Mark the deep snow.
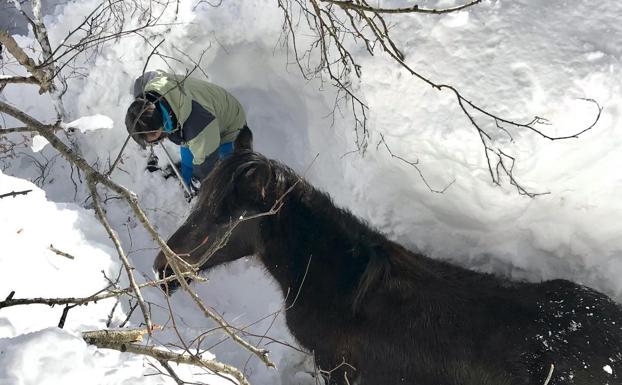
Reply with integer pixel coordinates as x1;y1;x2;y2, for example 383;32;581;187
2;0;622;384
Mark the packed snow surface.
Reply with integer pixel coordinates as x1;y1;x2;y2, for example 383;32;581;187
2;0;622;384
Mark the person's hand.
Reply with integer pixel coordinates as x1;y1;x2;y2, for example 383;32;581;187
190;177;201;192
183;178;200;202
184;189;197;202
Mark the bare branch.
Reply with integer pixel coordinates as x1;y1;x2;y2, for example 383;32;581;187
321;0;483;14
57;304;77;328
0;189;32;199
48;244;76;260
0;30;51;93
83;328;155;344
158;360;185;385
0;75;38;86
83;328;251;385
377;134;455;194
87;180;153;331
0;272;203;310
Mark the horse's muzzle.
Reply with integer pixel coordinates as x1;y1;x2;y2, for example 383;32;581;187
156;265;184;295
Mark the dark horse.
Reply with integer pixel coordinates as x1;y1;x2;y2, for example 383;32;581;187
154;150;622;385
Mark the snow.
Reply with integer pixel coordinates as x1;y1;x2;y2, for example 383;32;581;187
30;135;49;152
2;0;622;384
64;114;115;133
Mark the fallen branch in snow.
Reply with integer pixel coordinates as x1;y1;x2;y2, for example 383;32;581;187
82;328;250;385
83;327;156;344
48;244;76;260
0;273;205;310
0;190;33;199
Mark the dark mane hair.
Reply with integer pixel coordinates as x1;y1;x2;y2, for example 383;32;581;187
198;150;292;214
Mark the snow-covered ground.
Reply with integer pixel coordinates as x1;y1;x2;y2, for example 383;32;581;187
2;0;622;384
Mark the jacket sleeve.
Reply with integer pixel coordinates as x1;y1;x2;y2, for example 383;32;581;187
179;146;194;187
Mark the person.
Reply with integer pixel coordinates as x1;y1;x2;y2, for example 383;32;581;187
125;70;252;193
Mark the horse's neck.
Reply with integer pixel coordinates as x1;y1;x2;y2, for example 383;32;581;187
259;186;383;307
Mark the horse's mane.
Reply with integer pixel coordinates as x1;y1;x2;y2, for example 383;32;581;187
200;151;415;312
198;151;290;216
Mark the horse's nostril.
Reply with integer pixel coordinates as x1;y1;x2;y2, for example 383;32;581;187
157;267;180;295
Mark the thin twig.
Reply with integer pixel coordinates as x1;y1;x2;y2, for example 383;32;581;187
48;244;76;260
158;360;185;385
87;180;153;332
321;0;482;14
0;273;202;310
0;190;32;199
58;304;77;328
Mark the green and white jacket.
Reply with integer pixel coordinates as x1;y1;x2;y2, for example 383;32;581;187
134;70;246;166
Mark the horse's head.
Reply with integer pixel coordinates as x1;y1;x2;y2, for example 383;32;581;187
154;151;289;292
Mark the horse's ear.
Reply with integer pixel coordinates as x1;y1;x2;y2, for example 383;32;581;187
234;127;253;152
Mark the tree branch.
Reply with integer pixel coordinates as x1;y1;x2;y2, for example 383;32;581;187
0;273;204;310
82;328;251;385
0;189;32;199
0;30;51;93
0;76;38;86
322;0;483;14
87;180;153;331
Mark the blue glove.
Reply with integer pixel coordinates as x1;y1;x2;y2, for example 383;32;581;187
218;141;234;159
179;146;194;189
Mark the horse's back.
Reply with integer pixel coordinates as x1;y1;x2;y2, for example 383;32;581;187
528;279;622;384
352;261;622;385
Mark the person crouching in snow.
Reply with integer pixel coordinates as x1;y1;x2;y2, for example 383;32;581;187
125;70;252;197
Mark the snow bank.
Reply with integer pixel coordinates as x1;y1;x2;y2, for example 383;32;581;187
0;327;230;385
0;173;196;385
0;172;118;335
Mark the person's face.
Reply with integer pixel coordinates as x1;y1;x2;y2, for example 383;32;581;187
144;128;165;144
